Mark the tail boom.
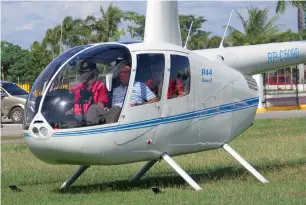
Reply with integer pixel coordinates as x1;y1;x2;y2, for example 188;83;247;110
194;41;306;75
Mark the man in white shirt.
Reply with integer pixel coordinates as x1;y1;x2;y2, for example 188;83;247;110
112;63;158;107
98;63;158;124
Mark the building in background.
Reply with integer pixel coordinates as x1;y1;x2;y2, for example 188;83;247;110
253;64;306;109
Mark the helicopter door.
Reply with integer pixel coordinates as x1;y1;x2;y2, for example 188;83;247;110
114;52;166;145
155;52;195;145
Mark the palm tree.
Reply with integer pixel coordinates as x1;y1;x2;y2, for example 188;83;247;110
276;0;306;33
124;11;145;40
59;16;94;49
42;27;61;59
94;3;125;42
81;15;97;44
227;7;282;46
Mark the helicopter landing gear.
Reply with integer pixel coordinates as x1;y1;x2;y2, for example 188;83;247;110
161;153;203;191
130;153;202;191
223;143;269;183
60;165;90;190
130;159;158;182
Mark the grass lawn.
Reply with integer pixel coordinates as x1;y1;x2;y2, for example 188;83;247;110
1;117;306;205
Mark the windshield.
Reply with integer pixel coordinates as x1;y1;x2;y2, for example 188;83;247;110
40;44;132;129
23;45;92;130
2;83;28;95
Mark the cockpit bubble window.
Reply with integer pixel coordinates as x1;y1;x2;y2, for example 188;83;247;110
40;44;132;129
168;55;191;99
23;45;92;130
129;53;165;107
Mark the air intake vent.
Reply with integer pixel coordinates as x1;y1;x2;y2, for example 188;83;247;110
33;121;43;124
242;74;258;91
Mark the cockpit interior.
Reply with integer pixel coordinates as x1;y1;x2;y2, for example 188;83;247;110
23;43;191;130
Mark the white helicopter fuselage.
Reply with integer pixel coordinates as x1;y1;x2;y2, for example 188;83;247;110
24;42;258;165
21;0;306;191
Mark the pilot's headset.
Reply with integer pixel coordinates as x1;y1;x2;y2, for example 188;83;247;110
78;59;99;84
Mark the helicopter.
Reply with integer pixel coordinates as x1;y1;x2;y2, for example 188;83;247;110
23;0;306;191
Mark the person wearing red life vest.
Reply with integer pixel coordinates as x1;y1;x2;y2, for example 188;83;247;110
70;59;109;124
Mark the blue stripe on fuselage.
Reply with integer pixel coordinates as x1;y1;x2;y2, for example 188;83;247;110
53;97;259;137
24;133;30;138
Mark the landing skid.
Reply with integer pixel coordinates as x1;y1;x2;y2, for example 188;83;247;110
60;144;267;191
223;143;269;183
131;144;269;190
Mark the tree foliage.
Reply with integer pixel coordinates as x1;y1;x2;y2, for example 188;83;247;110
27;41;50;80
206;36;224;48
179;15;210;49
124;13;210;49
276;0;306;32
1;41;31;81
1;40;50;82
124;11;145;40
41;3;126;57
227;7;282;46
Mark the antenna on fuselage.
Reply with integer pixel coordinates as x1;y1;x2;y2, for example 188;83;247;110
219;9;233;48
184;21;193;49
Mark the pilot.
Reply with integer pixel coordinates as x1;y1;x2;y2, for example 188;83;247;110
70;59;109;124
112;62;158;108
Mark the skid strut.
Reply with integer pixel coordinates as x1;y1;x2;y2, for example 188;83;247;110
223;143;268;183
162;153;202;191
130;159;158;182
60;165;90;189
131;154;202;191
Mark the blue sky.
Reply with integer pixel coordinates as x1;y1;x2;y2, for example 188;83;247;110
1;1;297;50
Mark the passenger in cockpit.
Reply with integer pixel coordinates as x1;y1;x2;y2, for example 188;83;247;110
70;59;109;124
146;62;164;100
85;62;158;125
112;63;158;107
167;77;185;99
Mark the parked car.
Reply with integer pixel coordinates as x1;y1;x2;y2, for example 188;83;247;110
1;81;29;124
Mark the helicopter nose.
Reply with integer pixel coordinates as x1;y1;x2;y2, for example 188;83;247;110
24;129;118;165
24;129;61;164
24;134;85;165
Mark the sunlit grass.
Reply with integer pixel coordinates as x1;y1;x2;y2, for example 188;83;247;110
1;117;306;205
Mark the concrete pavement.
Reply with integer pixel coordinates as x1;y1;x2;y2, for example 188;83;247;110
1;119;24;137
255;110;306;119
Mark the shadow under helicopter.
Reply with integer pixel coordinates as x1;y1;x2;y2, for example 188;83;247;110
55;160;305;194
